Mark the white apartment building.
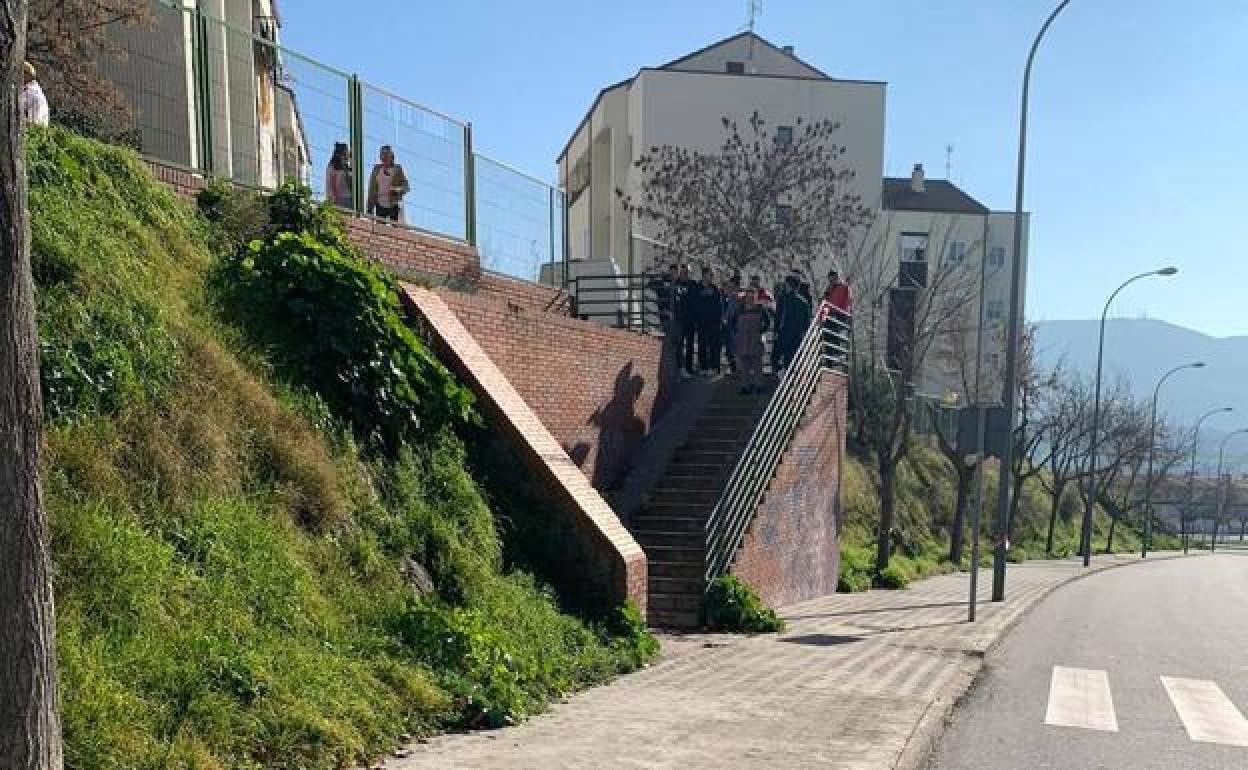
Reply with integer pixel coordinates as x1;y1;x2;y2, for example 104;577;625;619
557;32;886;278
101;0;309;187
856;163;1028;404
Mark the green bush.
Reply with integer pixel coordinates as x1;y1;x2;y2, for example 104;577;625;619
876;562;911;589
219;202;476;451
838;542;874;593
703;575;785;633
1007;545;1028;563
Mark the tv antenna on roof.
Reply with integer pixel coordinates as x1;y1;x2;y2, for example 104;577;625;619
945;143;954;179
746;0;762;61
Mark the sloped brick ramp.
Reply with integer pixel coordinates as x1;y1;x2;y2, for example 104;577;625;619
398;285;647;615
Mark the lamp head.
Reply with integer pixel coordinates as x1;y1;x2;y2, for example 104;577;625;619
1156;266;1179;276
1192;362;1207;368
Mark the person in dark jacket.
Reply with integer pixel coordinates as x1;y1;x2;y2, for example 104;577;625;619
673;264;697;376
774;274;812;371
693;266;723;374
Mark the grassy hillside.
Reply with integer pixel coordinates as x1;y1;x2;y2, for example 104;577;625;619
837;441;1170;591
30;127;653;770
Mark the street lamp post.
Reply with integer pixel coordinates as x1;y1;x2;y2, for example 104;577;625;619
992;0;1073;603
1080;267;1179;567
1141;361;1205;558
1213;429;1248;552
1186;407;1232;554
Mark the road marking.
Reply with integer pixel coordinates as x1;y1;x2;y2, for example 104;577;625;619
1161;676;1248;747
1044;666;1119;732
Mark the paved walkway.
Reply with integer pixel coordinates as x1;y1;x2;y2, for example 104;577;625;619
394;553;1196;770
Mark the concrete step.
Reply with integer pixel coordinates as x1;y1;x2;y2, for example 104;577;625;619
670;451;737;467
648;607;701;629
648;592;702;613
630;514;706;533
640;544;706;563
647;487;719;506
650;473;721;491
678;438;742;454
649;575;706;596
639;500;710;518
690;427;746;442
632;529;703;549
648;560;705;580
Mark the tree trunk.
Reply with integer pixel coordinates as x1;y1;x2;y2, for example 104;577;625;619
0;2;64;767
875;459;896;574
948;465;971;565
1008;470;1027;541
1045;480;1065;556
1239;519;1244;542
1105;511;1118;554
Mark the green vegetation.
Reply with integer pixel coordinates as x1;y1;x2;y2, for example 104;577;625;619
33;127;654;770
839;442;1165;591
703;575;786;633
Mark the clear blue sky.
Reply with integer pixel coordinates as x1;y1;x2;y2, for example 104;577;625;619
282;0;1246;339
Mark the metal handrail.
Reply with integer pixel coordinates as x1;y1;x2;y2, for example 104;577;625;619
704;305;851;582
568;273;664;333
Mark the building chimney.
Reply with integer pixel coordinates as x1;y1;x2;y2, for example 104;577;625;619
782;45;795;55
910;163;925;193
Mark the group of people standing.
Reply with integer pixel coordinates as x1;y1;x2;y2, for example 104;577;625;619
650;265;852;395
325;143;411;222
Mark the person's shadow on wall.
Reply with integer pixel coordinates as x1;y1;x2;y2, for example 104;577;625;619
567;363;647;491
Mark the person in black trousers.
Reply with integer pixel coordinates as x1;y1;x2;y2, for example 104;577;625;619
693;266;723;374
673;265;697;377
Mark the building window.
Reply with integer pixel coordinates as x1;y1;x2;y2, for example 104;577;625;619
726;61;745;74
900;232;928;262
774;204;792;225
989;246;1006;268
986;300;1004;320
947;241;967;265
776;125;794;147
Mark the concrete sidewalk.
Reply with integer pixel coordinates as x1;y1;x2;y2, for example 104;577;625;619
394;552;1196;770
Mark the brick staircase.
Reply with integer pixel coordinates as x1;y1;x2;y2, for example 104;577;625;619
629;379;771;628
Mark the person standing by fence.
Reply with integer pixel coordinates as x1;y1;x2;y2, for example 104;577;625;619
735;289;770;394
367;145;411;222
823;270;852;314
693;266;722;375
774;274;812;372
21;62;49;127
326;142;353;209
721;275;740;374
675;264;697;377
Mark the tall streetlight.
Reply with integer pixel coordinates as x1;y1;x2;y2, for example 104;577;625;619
991;0;1073;603
1141;361;1205;558
1186;407;1232;554
1212;429;1248;552
1080;266;1179;567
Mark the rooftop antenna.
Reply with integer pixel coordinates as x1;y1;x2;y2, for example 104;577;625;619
945;143;954;179
746;0;762;61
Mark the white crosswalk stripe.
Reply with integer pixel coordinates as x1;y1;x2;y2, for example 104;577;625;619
1161;676;1248;748
1044;666;1119;732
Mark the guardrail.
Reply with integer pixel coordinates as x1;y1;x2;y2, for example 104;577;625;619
124;0;564;283
704;306;851;582
566;273;664;333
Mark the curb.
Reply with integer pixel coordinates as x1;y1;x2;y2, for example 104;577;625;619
892;551;1202;770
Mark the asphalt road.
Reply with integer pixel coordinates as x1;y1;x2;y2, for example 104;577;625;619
927;550;1248;770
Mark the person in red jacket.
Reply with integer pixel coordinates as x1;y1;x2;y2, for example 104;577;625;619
823;270;852;313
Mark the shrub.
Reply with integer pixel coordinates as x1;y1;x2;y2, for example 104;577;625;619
196;178;269;255
838;542;874;593
876;562;911;589
220;223;476;451
1007;545;1028;563
703;575;785;633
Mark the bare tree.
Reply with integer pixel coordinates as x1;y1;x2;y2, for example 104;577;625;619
26;0;150;138
1036;372;1093;555
1004;325;1059;539
622;112;873;280
854;217;985;572
1;1;63;767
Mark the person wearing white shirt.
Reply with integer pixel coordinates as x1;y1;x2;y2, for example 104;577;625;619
21;62;49;127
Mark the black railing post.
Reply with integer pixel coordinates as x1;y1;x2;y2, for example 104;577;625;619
348;75;364;216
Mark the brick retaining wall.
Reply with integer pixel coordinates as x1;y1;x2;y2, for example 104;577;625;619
730;371;848;608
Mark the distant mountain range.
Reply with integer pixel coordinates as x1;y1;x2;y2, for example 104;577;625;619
1032;319;1248;468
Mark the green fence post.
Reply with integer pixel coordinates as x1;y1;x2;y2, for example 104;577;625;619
192;8;214;174
464;122;477;247
349;75;364;215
